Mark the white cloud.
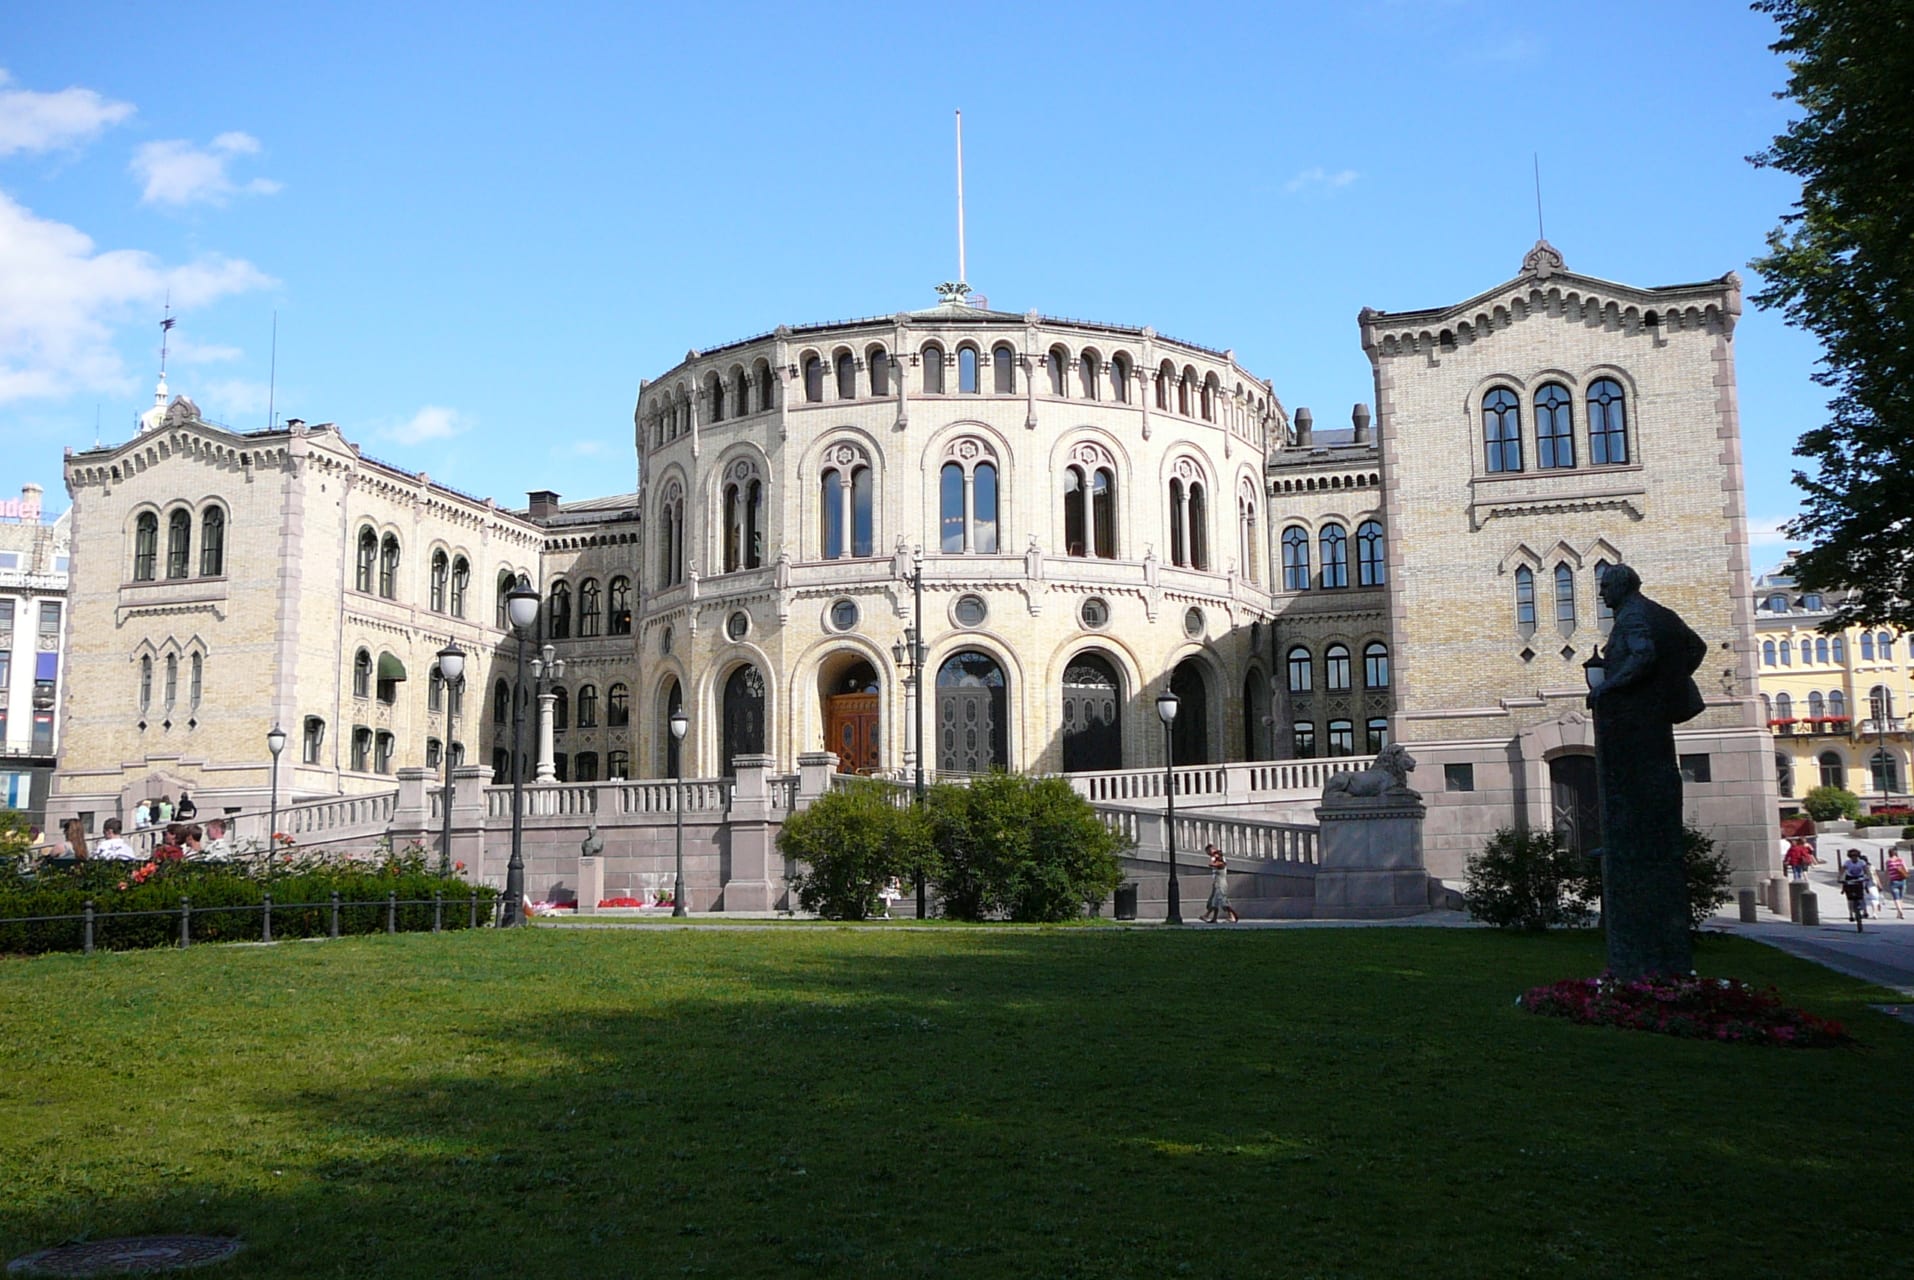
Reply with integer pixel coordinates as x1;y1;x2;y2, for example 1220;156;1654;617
386;406;470;444
131;131;282;207
564;439;609;457
199;378;275;417
0;69;134;156
169;334;244;365
0;189;274;405
1285;166;1359;195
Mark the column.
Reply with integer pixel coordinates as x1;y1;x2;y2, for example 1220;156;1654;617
536;690;557;782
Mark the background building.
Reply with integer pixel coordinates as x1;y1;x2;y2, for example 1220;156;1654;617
0;483;70;827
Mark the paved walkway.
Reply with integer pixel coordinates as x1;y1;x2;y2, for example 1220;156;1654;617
1705;835;1914;996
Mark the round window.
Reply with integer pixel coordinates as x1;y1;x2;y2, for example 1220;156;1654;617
953;594;988;627
726;610;750;642
828;598;859;632
660;624;673;656
1184;606;1205;638
1080;597;1110;630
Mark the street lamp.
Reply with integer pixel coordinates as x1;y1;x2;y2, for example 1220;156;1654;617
266;722;286;884
1156;689;1182;925
502;574;541;927
529;643;565;782
891;547;930;918
435;640;466;878
670;706;689;918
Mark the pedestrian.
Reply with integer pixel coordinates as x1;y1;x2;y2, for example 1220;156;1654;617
92;818;139;861
1864;865;1883;920
1885;848;1909;920
1784;839;1813;881
1200;844;1239;924
1841;849;1873;917
156;795;175;824
175;791;197;821
133;798;152;829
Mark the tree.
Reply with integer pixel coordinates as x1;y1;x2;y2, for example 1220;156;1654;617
1749;1;1914;629
1464;828;1595;932
926;774;1129;922
1801;783;1861;822
779;783;931;921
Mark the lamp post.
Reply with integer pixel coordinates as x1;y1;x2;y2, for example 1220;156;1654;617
1156;690;1182;925
670;706;688;918
435;641;466;878
891;547;929;918
265;722;286;884
529;643;565;782
1875;687;1895;809
503;574;541;927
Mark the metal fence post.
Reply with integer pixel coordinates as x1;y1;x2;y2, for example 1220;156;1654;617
262;892;274;945
433;892;443;934
330;891;341;939
469;891;477;929
82;900;95;956
179;896;191;949
387;891;397;934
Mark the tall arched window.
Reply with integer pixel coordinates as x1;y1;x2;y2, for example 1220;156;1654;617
708;374;725;422
1319;524;1348;588
1364;642;1390;688
189;652;202;708
164;653;178;708
354;649;373;699
1110;354;1130;403
1815;637;1830;664
1554;563;1576;626
429;667;445;712
1536;382;1574;468
139;654;153;712
820;447;873;559
609;577;632;634
607;682;631;727
1176;367;1192;416
548;580;571;639
1325;643;1352;691
1776;691;1793;719
1880;631;1896;661
1762;639;1777;665
133;513;158;581
1286;645;1312;692
1155;360;1173;410
803;355;823;402
1588;378;1629;464
356;528;378;592
1281;526;1310;591
869;348;890;396
1356;520;1385;586
494;678;511;724
430;550;449;612
1046;348;1066;396
1238;489;1259;584
166;509;191;579
199;507;225;576
1062;451;1117;559
450;557;469;617
734;368;750;414
579;578;602;637
577;683;599;727
723;468;765;572
1808;691;1826;718
993;345;1016;393
921;344;945;393
1872;749;1901;794
835;351;856;399
658;481;685;587
1201;374;1217;421
1079;352;1099;399
1483;387;1523;473
1515;565;1536;627
1830;689;1847;719
958;346;980;394
552;686;569;733
495;568;515;628
379;534;400;599
1819;751;1844;788
1833;635;1847;662
1167;464;1208;569
758;362;777;412
940;444;998;554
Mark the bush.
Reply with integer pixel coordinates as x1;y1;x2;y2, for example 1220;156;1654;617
1852;808;1914;829
1802;785;1862;822
1465;828;1594;931
1559;825;1736;935
780;782;931;921
926;774;1129;922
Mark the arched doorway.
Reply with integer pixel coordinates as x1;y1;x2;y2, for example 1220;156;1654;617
1061;652;1122;773
720;664;766;776
1170;659;1209;766
1550;753;1601;858
1242;668;1270;761
821;657;881;774
937;650;1007;774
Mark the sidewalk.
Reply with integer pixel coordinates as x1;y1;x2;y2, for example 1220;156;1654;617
1707;836;1914;995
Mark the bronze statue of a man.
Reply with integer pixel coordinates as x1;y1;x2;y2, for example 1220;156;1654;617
1585;564;1707;979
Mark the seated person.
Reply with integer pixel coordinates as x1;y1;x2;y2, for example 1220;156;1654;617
92;818;140;861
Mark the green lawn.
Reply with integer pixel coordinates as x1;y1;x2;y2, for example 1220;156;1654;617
0;927;1905;1278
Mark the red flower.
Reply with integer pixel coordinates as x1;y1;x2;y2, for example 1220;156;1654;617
454;860;465;871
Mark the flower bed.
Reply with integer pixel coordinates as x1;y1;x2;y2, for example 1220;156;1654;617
1519;974;1851;1047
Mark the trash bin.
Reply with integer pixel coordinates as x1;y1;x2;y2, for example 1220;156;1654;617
1114;883;1138;921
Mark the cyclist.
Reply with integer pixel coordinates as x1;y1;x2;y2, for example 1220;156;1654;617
1840;849;1873;932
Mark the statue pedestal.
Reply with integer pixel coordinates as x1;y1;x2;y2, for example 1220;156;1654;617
1313;801;1429;918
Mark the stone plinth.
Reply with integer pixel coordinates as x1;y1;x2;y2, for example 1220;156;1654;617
1313;801;1429;918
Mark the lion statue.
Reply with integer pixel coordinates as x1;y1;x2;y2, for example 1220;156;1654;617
1322;742;1421;806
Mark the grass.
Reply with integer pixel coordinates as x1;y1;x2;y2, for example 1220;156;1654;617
0;926;1906;1278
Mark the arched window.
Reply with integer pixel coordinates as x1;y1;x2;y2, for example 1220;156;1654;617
1238;491;1259;584
803;355;824;402
734;368;750;414
552;686;569;733
579;578;602;637
820;448;874;559
1325;643;1352;691
709;373;725;422
993;345;1016;394
1880;632;1896;661
1287;645;1312;693
658;481;685;587
1046;348;1066;396
869;348;890;396
1819;751;1844;789
1327;719;1356;757
199;507;225;576
189;652;202;708
1595;560;1615;625
1809;691;1825;718
166;509;191;578
1833;635;1847;663
936;651;1009;773
496;568;515;628
1110;354;1130;403
1155;360;1173;410
1281;526;1310;591
1815;637;1830;665
1356;520;1385;587
1870;684;1892;725
548;580;571;639
1872;749;1901;794
374;731;395;774
1861;632;1875;661
353;649;372;699
1293;722;1316;758
1178;367;1194;416
379;534;400;599
940;445;998;554
1483;388;1522;473
133;512;158;581
921;344;945;394
1201;375;1216;421
1830;690;1847;718
429;667;445;712
1536;382;1574;468
835;351;856;399
430;550;449;612
1768;593;1789;613
1775;691;1793;719
758;362;777;412
1780;639;1793;666
577;683;599;728
1364;642;1390;689
1079;352;1099;399
721;664;768;775
139;654;153;712
1588;378;1629;464
450;557;469;618
1366;718;1390;753
354;729;374;773
356;528;378;592
723;469;765;572
1061;652;1123;772
1319;524;1348;588
376;653;401;705
1804;593;1824;611
1062;454;1117;559
573;752;598;782
607;683;630;727
303;716;325;764
447;674;464;720
958;346;980;393
1515;566;1536;627
609;577;632;635
1554;563;1576;626
1762;639;1777;665
493;678;511;724
164;653;178;708
608;749;629;779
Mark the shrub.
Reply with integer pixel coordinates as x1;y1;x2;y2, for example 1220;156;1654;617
1564;824;1736;934
1464;828;1594;931
1802;785;1862;822
1853;808;1914;829
926;774;1129;922
780;782;931;921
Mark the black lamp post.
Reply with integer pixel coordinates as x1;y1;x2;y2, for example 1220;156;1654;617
502;574;541;927
266;722;286;884
891;547;929;918
670;706;688;917
435;640;466;878
1156;689;1182;925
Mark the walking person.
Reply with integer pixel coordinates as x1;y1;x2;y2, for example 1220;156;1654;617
1784;839;1813;881
1885;848;1908;920
175;791;197;821
133;798;152;829
1200;844;1239;924
156;795;175;825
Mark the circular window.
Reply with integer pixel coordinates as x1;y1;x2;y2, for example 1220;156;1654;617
726;610;750;642
1184;606;1205;638
828;598;859;632
953;594;988;628
660;624;673;656
1080;597;1110;630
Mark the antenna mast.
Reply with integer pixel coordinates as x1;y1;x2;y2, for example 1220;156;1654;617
159;296;176;378
267;309;278;430
955;109;967;286
1533;153;1546;241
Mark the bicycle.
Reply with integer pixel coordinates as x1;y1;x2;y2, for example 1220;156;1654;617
1842;873;1869;933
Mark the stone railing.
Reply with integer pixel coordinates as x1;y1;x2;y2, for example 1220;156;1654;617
1095;803;1317;868
1065;756;1372;808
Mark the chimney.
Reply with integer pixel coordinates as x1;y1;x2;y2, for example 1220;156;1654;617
527;490;561;519
1294;407;1313;446
1351;403;1371;444
285;418;305;433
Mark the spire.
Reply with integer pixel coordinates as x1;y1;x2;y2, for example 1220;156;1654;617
138;302;176;434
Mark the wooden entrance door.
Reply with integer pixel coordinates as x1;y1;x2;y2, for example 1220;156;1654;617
825;693;880;774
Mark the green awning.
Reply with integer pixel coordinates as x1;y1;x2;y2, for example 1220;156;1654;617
377;653;407;682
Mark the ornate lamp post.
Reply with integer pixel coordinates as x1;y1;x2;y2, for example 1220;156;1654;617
1156;690;1182;925
891;547;929;917
502;574;541;927
435;641;466;877
265;722;286;883
530;643;565;782
670;706;689;918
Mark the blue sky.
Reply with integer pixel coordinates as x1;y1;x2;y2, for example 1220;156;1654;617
3;1;1817;566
